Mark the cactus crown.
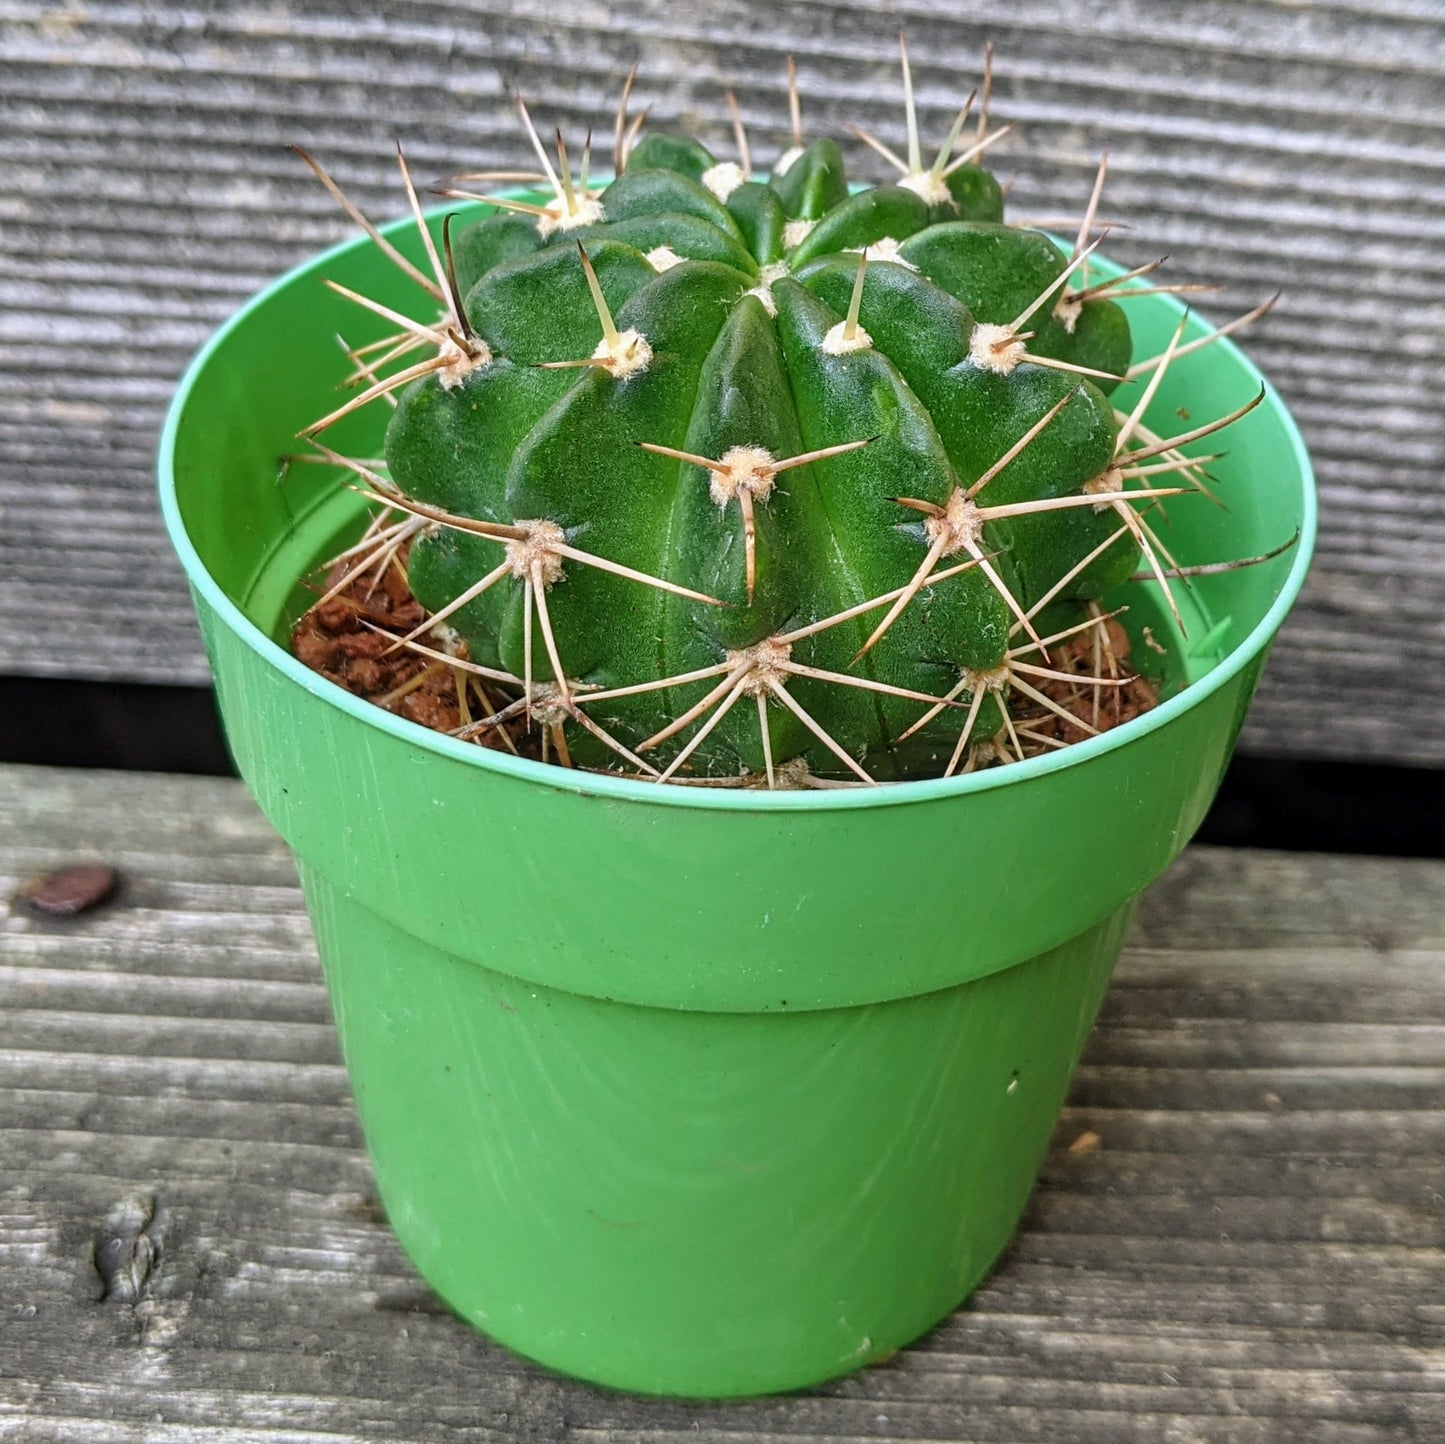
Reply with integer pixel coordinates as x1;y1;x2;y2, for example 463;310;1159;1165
297;41;1272;787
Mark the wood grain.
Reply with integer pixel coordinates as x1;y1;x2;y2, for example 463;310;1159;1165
1;1;1442;766
1;762;1442;1439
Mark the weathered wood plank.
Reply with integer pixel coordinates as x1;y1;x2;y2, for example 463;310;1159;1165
1;762;1443;1439
0;2;1442;764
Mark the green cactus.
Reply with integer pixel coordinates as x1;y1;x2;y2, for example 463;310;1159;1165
298;41;1268;786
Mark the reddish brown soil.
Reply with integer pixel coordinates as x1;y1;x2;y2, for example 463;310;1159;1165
1021;613;1159;744
291;558;1156;778
290;551;517;748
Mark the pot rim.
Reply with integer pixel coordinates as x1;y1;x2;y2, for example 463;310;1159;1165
159;203;1317;814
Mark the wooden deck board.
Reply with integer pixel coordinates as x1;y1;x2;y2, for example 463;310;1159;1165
0;763;1442;1439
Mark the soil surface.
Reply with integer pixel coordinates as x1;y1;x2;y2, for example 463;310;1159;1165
291;550;1156;781
1021;613;1159;743
290;548;522;752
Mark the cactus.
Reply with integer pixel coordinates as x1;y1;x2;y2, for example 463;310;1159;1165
296;40;1274;787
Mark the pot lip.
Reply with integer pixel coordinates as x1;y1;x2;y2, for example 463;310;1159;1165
159;203;1317;814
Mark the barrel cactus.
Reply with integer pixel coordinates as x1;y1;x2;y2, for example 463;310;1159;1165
297;41;1268;786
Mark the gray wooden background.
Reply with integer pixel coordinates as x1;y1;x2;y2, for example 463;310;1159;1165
3;0;1442;765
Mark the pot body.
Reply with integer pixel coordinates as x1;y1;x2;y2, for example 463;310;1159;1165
161;207;1315;1395
305;860;1130;1395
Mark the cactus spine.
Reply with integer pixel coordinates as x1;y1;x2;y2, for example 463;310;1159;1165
299;40;1268;786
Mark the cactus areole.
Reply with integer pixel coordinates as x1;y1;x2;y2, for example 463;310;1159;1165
295;50;1277;788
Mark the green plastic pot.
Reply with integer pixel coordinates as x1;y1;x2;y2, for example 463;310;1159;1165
159;203;1315;1398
